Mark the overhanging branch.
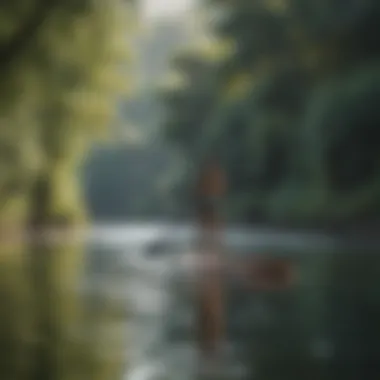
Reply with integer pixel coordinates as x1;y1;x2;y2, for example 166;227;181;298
0;0;59;68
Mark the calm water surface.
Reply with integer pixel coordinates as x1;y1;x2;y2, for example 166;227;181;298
85;223;380;380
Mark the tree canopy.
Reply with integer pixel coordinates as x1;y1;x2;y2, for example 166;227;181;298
161;0;380;228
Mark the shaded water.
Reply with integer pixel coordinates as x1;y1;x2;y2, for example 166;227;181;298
85;224;380;380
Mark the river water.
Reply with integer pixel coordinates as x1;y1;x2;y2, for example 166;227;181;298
84;224;196;380
84;223;251;380
83;223;380;380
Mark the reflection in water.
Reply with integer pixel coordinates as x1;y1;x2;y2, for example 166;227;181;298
86;225;380;380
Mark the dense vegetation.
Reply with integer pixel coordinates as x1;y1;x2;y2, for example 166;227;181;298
83;144;176;220
161;0;380;228
0;1;130;379
83;18;194;221
160;2;380;379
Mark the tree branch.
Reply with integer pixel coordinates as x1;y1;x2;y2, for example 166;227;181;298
0;0;59;68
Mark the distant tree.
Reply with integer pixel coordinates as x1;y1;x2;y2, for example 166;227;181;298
83;144;176;220
162;0;380;226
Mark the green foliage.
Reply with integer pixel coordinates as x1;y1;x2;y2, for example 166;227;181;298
160;1;380;379
83;144;176;220
161;0;380;226
0;1;131;379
